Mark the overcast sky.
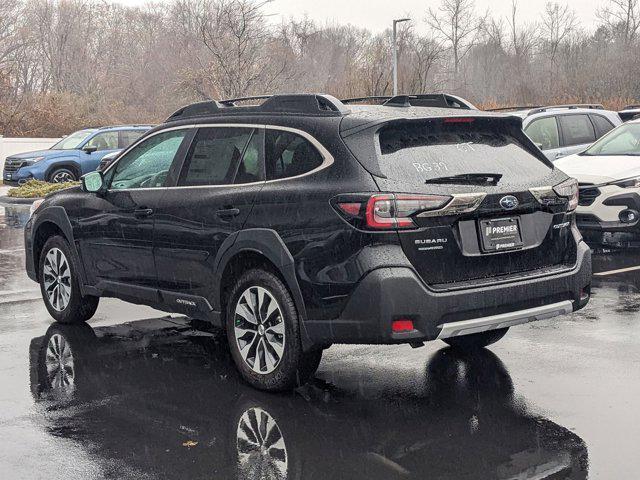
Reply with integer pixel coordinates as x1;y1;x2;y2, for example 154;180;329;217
116;0;604;32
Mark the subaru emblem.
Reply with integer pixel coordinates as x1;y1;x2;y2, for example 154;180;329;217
499;195;519;210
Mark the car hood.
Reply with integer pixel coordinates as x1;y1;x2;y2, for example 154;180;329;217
7;149;78;160
555;154;640;184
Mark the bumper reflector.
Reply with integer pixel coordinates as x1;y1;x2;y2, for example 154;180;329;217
392;319;414;333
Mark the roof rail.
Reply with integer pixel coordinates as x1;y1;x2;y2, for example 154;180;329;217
97;124;154;129
383;94;476;110
219;95;273;106
622;104;640;110
486;105;544;112
341;96;392;105
166;94;349;121
526;104;604;116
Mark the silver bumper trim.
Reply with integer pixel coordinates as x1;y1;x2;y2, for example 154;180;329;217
436;300;574;340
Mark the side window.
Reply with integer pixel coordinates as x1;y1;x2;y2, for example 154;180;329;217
119;130;145;148
559;114;596;146
524;117;560;150
109;130;187;190
590;115;615;138
265;130;324;180
85;131;119;151
178;127;254;187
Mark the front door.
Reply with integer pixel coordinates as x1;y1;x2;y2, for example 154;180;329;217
152;126;264;310
524;116;563;161
75;129;192;299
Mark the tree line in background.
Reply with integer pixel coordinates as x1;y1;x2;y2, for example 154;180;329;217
0;0;639;136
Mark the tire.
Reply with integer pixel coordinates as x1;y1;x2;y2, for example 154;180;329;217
442;327;509;350
48;167;77;183
39;235;99;324
225;268;322;391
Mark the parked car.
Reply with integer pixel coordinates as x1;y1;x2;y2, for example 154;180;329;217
3;125;152;184
619;104;640;122
555;118;640;247
489;104;622;161
24;93;591;391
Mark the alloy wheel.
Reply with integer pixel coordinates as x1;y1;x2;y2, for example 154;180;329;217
234;286;286;375
45;333;75;392
43;247;72;311
236;407;287;480
51;171;75;183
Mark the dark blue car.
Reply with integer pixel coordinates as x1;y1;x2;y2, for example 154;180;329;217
3;125;152;184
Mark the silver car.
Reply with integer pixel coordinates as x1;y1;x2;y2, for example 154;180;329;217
489;104;622;161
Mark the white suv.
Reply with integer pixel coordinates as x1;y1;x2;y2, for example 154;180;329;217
555;118;640;246
490;105;622;161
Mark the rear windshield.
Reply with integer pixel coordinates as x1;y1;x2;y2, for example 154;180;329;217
377;121;551;183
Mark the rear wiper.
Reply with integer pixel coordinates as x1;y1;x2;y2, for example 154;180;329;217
425;173;503;186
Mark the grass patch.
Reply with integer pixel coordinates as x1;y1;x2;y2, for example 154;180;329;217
6;179;79;198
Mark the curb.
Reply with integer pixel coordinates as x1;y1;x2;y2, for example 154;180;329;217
0;195;41;205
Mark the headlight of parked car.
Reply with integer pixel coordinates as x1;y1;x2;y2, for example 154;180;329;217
612;177;640;188
22;156;45;166
553;178;579;211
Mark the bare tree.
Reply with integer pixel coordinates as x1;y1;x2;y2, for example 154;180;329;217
426;0;486;75
540;2;578;68
598;0;640;44
193;0;289;98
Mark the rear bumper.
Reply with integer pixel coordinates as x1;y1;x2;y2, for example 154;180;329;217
304;241;591;345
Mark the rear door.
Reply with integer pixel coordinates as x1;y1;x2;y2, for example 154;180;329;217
343;117;576;288
558;114;597;157
152;126;264;309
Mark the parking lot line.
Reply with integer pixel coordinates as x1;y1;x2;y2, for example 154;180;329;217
594;265;640;276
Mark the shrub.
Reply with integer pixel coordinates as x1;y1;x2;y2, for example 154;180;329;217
6;179;79;198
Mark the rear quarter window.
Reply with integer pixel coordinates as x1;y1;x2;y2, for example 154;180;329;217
590;114;615;138
377;121;552;184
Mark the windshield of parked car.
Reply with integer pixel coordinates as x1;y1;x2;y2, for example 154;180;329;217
50;129;97;150
582;123;640;156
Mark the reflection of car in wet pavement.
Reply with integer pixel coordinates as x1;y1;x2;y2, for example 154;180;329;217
29;318;588;479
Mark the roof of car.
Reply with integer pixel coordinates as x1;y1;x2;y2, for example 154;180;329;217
160;94;517;135
489;104;616;120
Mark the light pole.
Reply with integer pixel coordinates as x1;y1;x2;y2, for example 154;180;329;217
392;18;410;96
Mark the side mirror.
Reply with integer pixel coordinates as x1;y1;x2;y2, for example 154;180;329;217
82;171;104;193
83;145;98;154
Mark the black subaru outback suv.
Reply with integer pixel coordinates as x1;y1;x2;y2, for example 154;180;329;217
24;93;591;391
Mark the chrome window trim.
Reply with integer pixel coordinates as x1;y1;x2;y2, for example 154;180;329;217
102;123;335;192
417;192;487;218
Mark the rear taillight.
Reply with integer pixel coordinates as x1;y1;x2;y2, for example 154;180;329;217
553;178;579;211
336;193;451;230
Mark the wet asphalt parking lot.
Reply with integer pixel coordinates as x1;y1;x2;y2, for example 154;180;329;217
0;203;639;480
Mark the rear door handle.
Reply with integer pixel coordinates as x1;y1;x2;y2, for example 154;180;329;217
216;207;240;218
134;208;154;218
